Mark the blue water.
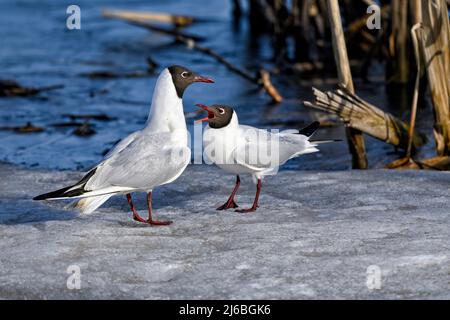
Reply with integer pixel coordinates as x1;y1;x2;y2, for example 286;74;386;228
0;0;436;171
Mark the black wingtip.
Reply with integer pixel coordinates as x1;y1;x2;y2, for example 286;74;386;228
33;185;72;201
298;121;320;137
33;194;46;201
33;168;96;201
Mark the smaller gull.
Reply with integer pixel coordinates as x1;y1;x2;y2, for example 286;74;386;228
195;104;336;212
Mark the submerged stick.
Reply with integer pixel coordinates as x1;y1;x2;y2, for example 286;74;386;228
184;39;257;82
105;13;283;103
102;9;194;27
109;17;204;41
0;80;63;97
0;122;44;134
181;38;282;102
176;34;283;102
258;70;283;103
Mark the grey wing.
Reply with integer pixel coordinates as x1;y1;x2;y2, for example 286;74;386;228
86;132;190;191
233;128;318;171
104;130;141;159
62;130;142;193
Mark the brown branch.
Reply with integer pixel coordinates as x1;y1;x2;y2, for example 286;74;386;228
181;38;257;82
102;9;194;27
111;17;205;41
175;35;283;103
104;12;284;103
258;70;283;103
0;80;63;97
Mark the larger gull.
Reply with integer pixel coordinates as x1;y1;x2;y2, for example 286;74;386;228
34;65;213;225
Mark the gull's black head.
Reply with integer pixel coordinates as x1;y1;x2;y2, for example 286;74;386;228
195;104;234;129
168;65;214;98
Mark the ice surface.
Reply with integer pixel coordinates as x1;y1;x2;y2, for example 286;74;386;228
0;162;449;299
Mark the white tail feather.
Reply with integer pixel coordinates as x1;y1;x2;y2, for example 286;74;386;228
303;146;320;154
310;139;342;145
66;194;113;214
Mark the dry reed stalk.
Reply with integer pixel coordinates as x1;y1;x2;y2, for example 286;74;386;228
327;0;368;169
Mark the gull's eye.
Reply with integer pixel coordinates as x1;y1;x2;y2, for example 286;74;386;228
181;71;189;78
218;108;225;115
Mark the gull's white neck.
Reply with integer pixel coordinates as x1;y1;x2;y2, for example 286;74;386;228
212;112;239;134
145;69;186;134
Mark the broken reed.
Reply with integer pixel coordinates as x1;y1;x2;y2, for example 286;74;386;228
417;0;450;157
303;0;450;167
304;86;425;149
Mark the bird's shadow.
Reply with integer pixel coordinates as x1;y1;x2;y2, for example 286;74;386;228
0;178;223;226
0;200;78;226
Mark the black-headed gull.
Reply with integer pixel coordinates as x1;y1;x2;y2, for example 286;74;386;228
195;104;325;213
34;66;213;225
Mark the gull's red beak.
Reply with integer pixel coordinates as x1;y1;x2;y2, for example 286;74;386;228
194;104;214;123
193;75;214;83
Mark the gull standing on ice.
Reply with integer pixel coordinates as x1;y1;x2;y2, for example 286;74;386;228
34;66;214;225
195;104;328;213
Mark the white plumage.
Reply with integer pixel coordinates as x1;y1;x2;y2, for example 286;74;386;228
35;67;204;219
197;104;322;212
203;112;319;181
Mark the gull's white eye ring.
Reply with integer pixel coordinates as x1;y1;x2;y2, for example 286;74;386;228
181;71;189;78
218;108;225;115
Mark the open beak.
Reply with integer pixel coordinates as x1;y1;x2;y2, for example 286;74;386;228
193;75;214;83
194;104;214;123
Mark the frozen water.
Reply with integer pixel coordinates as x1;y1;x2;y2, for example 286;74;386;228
0;0;447;301
0;162;449;299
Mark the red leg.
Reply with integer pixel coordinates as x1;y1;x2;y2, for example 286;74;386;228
146;192;173;226
126;194;147;223
235;179;262;213
217;175;240;210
